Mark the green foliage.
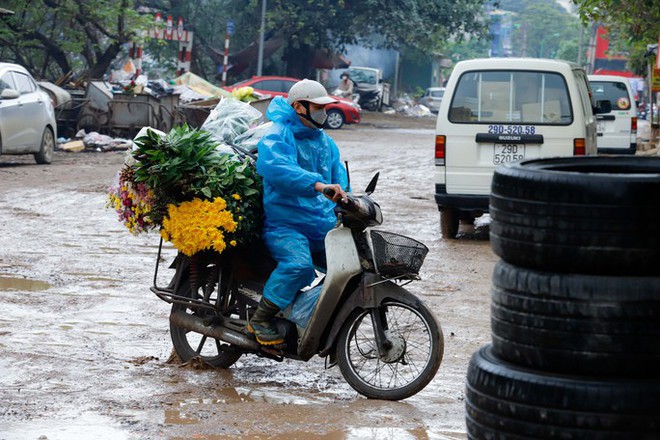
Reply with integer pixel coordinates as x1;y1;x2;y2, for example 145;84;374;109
573;0;660;74
412;86;426;99
1;0;492;81
224;0;490;76
556;40;580;63
503;1;581;58
0;0;150;80
133;126;219;196
443;37;491;64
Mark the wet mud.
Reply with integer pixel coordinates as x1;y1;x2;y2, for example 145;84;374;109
0;112;495;439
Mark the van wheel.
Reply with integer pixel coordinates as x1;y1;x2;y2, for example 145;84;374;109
34;127;55;164
490;156;660;275
440;208;459;239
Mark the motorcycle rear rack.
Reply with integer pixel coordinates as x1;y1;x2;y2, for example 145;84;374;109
150;286;223;313
150;237;222;313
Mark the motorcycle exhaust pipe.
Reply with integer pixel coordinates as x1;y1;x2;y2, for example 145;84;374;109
170;311;260;351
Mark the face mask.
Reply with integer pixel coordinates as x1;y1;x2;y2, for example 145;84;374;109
300;102;327;128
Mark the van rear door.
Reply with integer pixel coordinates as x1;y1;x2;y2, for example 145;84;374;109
588;76;636;154
444;69;576;195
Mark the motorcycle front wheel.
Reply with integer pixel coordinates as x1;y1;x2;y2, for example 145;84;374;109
170;264;243;369
337;299;444;400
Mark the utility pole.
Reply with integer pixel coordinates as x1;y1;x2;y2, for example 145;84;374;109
577;25;584;66
221;20;234;87
257;0;266;76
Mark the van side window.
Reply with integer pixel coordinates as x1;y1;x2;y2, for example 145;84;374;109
449;70;573;125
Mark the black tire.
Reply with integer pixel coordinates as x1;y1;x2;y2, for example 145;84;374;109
490;261;660;377
490;156;660;276
34;127;54;164
466;345;660;439
325;109;345;129
440;207;459;239
170;261;242;368
337;299;443;400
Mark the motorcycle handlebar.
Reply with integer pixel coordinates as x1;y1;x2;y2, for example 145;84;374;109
322;187;336;198
322;187;354;210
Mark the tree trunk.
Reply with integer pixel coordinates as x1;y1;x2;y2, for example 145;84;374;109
85;41;122;80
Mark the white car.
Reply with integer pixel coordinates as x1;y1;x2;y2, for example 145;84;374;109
588;74;637;154
419;87;445;113
0;62;57;164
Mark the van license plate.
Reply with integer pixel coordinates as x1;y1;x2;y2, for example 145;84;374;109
494;143;525;164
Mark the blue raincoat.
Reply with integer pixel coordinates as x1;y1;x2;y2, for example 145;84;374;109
256;96;349;309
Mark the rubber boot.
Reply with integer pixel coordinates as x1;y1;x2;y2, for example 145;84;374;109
247;297;285;346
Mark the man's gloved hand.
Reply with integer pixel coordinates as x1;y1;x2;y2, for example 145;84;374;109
314;182;348;203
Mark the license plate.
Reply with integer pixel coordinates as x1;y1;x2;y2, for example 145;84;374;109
597;121;606;133
494;143;525;164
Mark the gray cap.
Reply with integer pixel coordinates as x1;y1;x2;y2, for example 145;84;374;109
287;79;337;105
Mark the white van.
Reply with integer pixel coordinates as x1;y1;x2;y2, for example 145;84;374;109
434;58;611;238
588;74;637;154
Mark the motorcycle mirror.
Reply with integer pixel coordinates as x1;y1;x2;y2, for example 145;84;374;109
364;172;380;195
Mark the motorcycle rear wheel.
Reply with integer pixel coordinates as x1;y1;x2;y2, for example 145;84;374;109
337;299;444;400
170;272;242;369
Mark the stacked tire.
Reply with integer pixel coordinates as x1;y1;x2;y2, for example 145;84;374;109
466;156;660;439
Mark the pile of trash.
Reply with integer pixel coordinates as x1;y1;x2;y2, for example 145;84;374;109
58;130;132;153
389;94;434;118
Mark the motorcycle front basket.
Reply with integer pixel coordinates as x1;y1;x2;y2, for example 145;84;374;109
369;230;428;278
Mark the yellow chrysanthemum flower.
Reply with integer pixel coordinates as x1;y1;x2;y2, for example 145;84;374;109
161;198;238;256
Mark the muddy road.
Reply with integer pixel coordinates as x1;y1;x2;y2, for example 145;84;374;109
0;112;496;440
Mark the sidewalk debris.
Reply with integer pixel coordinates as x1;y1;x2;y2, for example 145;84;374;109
82;131;132;152
59;140;85;152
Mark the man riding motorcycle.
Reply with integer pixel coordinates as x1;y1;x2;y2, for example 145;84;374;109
249;79;350;346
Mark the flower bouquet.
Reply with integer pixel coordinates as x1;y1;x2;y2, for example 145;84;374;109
107;121;263;258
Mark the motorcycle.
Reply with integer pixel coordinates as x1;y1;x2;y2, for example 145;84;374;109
353;85;383;112
150;172;444;400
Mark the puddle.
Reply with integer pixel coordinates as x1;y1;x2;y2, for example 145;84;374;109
1;412;129;440
0;276;51;291
169;427;466;440
359;127;435;135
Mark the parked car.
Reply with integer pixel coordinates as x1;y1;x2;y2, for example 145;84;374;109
588;74;637;155
434;58;611;238
225;75;361;129
0;62;57;164
419;87;445;113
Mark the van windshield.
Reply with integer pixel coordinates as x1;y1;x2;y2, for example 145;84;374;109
589;81;631;110
448;70;573;125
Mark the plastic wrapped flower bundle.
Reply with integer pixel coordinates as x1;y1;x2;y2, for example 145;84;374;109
107;120;263;257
